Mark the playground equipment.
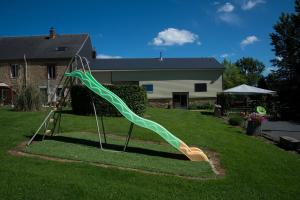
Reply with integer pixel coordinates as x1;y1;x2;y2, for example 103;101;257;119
256;106;267;115
27;55;209;162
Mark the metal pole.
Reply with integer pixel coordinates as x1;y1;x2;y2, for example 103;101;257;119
123;122;134;151
42;120;51;140
91;97;102;149
51;111;62;136
27;110;54;145
100;115;107;144
23;54;28;87
57;112;62;135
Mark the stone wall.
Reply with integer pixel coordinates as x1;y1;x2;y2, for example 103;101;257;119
148;98;172;108
148;97;216;109
0;60;69;102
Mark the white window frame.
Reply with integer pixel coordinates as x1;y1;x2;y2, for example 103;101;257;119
10;64;19;78
47;65;56;79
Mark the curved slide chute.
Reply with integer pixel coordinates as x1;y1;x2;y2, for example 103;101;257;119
65;70;209;162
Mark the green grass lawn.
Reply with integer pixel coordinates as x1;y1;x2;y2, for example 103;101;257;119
0;107;300;199
25;132;214;178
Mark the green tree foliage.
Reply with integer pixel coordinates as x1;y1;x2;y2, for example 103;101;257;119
223;59;246;89
235;57;265;86
257;77;268;89
269;0;300;117
270;0;300;81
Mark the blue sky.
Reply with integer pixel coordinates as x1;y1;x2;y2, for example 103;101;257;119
0;0;295;74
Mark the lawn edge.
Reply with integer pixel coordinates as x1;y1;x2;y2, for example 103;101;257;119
8;140;225;180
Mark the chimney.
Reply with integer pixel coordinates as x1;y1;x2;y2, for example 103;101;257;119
49;27;56;39
159;51;163;61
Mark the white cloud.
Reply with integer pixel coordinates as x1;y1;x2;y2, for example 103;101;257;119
150;28;200;46
218;13;241;25
264;66;278;74
240;35;259;47
220;53;229;58
96;54;122;59
215;3;240;25
218;2;235;13
242;0;265;10
220;53;235;58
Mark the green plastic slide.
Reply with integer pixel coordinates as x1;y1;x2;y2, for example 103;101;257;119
65;70;209;162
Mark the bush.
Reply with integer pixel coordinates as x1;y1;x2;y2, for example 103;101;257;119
13;84;42;111
189;102;214;110
228;116;244;126
70;84;147;116
217;93;233;114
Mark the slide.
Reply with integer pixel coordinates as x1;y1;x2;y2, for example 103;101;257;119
65;70;209;162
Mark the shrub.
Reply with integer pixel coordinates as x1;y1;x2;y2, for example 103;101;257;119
228;116;244;126
70;84;147;116
13;84;42;111
189;103;214;110
217;93;233;114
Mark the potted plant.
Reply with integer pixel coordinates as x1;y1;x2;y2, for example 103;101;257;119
245;113;267;135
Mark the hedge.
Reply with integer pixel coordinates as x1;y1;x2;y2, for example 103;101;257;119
70;84;147;116
228;116;244;126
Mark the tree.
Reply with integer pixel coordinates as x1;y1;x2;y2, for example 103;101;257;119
270;0;300;81
257;77;268;89
235;57;265;86
269;0;300;117
222;59;246;89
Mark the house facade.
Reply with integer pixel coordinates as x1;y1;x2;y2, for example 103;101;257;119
0;29;224;108
0;28;94;104
90;58;224;108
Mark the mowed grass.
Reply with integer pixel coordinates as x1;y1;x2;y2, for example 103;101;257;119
0;107;299;199
26;132;213;178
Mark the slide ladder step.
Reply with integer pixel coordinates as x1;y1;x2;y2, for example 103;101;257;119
49;118;55;123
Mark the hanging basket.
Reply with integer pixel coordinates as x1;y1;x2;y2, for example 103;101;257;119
246;121;261;136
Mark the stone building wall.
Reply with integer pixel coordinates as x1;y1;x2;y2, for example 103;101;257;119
0;60;69;103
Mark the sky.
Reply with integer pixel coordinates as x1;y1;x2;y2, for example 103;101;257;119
0;0;296;74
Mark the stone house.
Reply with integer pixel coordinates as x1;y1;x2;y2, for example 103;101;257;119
0;28;94;104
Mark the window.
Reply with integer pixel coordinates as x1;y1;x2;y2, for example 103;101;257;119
47;65;56;79
10;64;19;78
142;84;153;93
56;46;68;51
195;83;207;92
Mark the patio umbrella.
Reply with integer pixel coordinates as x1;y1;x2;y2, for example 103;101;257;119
223;84;276;95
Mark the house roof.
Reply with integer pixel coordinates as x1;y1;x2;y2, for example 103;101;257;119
90;58;224;71
0;34;89;61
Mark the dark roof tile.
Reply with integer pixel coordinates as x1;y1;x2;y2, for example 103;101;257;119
0;34;89;60
90;58;224;71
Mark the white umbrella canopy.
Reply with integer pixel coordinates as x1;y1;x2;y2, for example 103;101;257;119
223;84;276;95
